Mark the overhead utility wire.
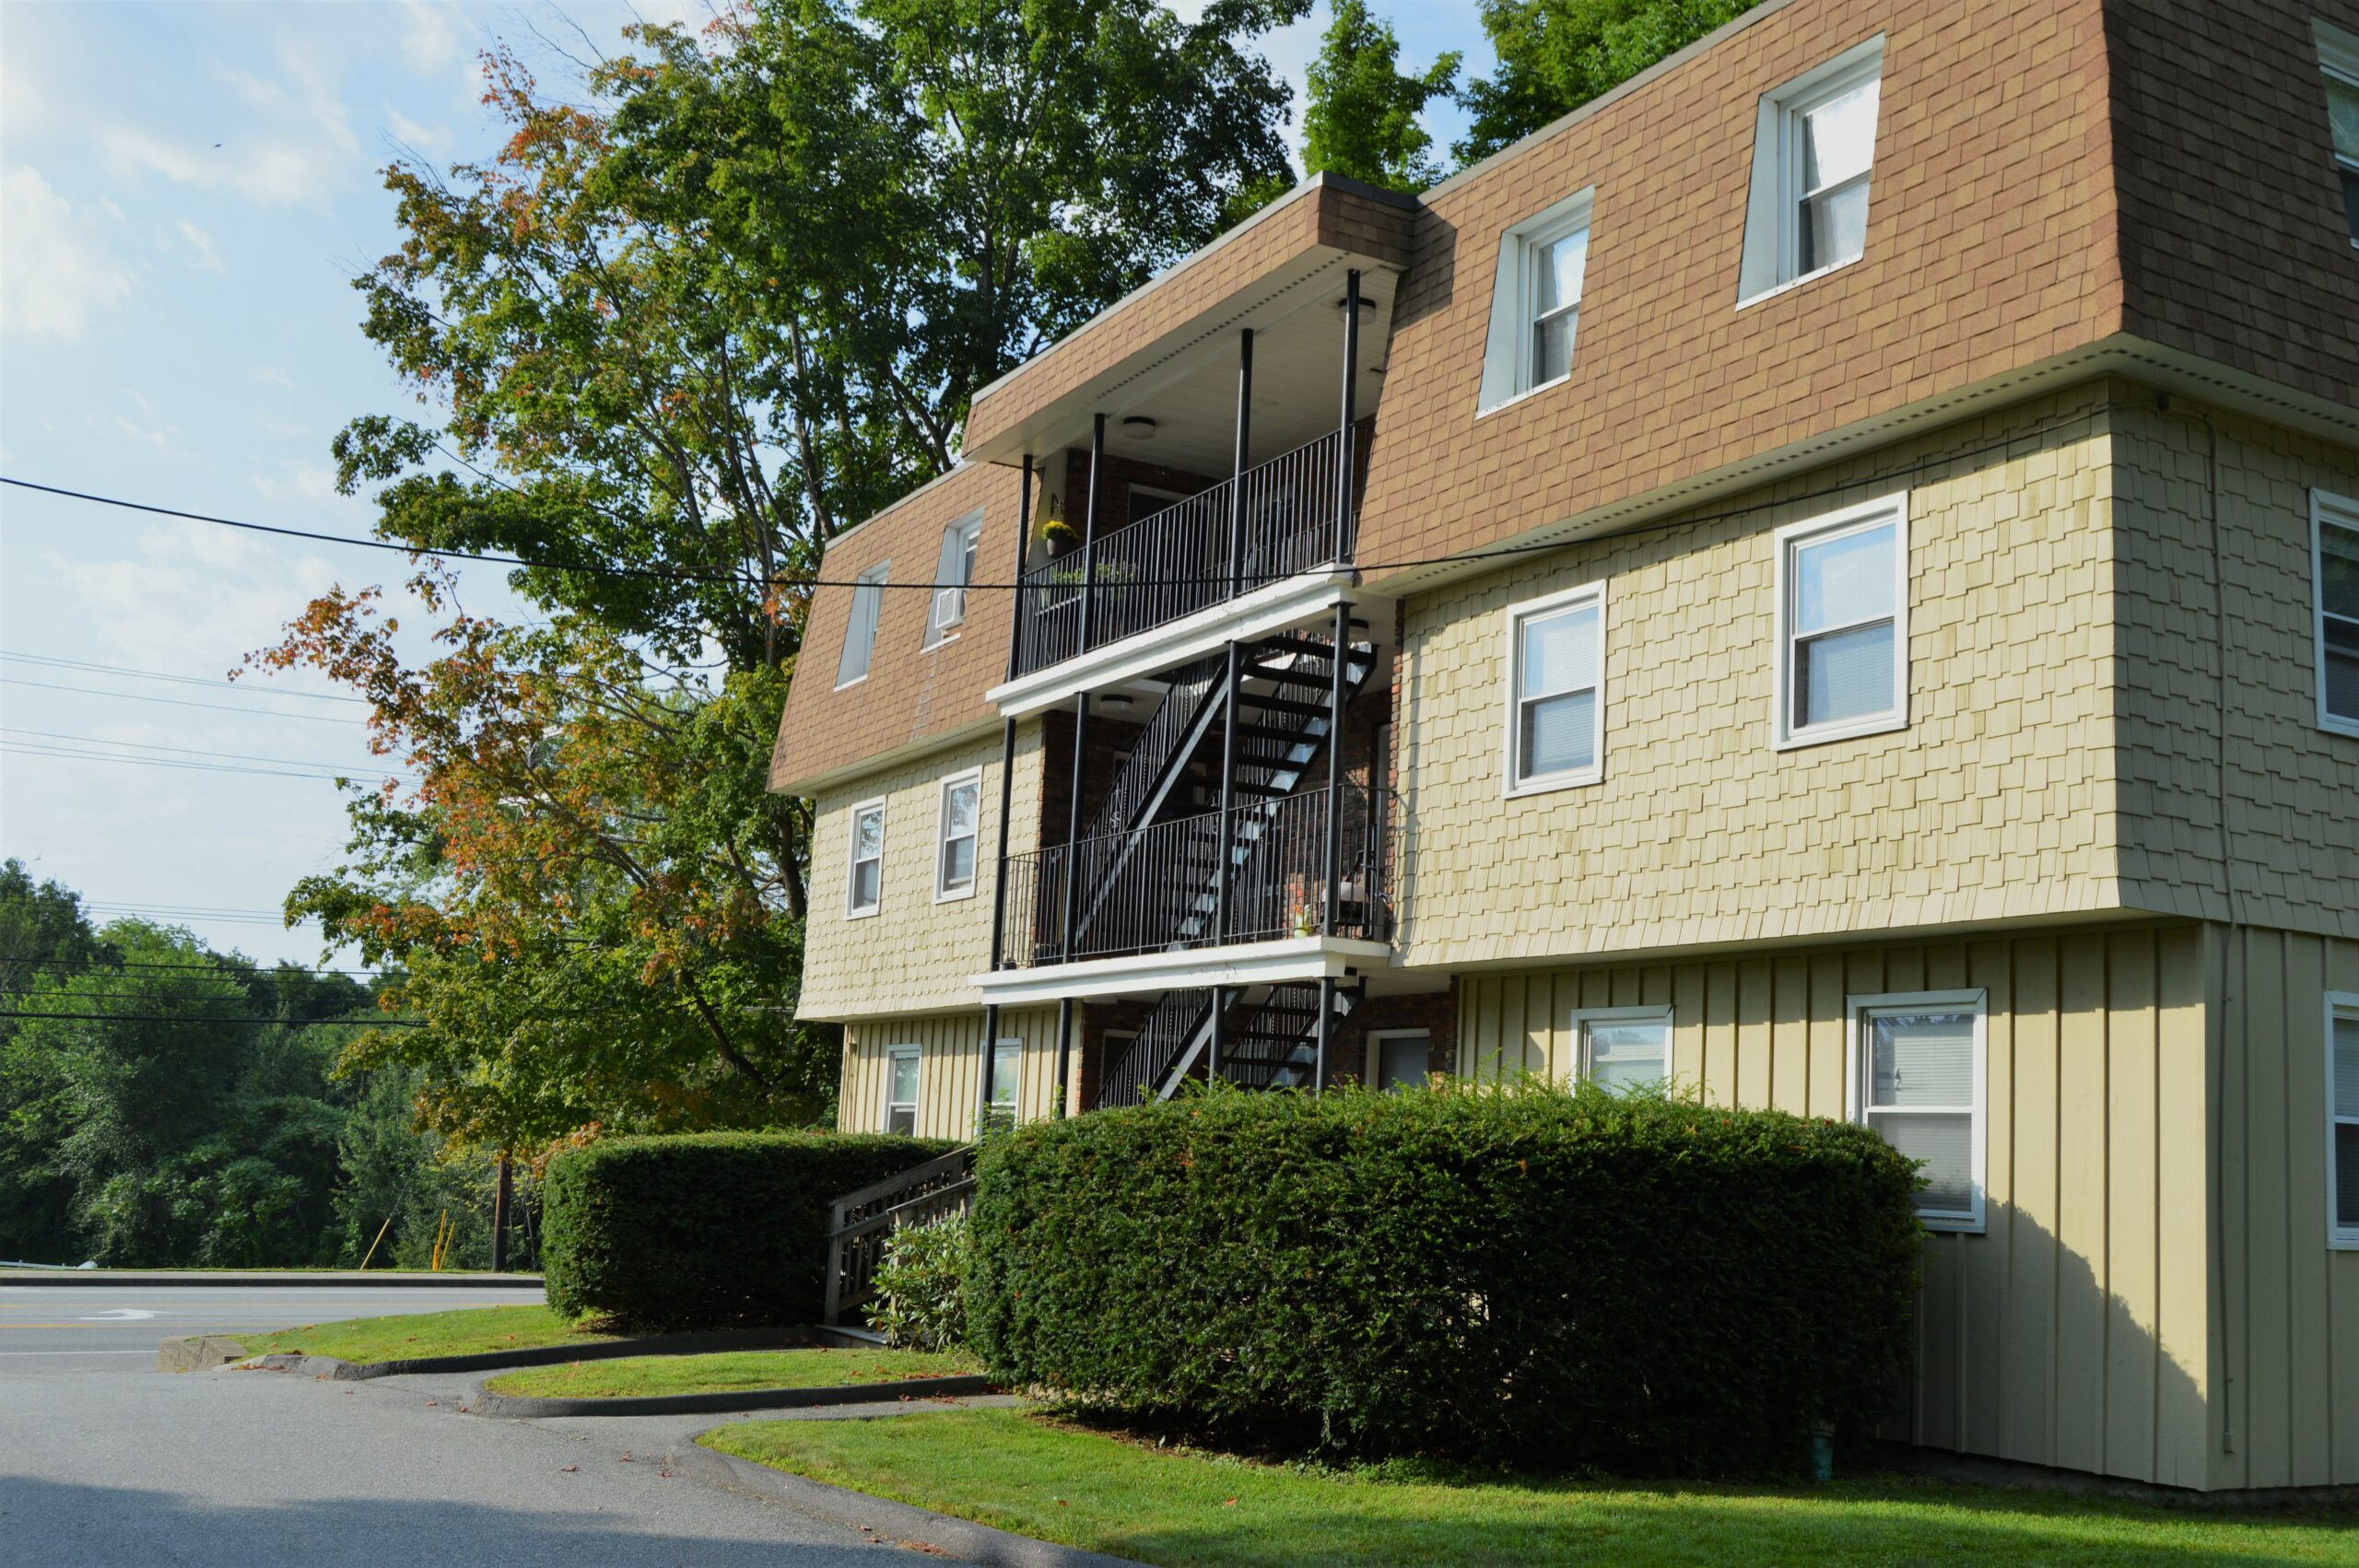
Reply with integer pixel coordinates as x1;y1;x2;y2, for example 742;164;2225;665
0;650;370;703
0;414;2108;595
0;955;385;977
0;677;368;724
1;744;411;785
1;727;409;774
0;1009;422;1027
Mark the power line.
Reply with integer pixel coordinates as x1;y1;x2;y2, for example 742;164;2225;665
1;727;408;776
0;1008;422;1027
2;743;410;785
1;676;368;724
0;650;370;704
0;955;385;977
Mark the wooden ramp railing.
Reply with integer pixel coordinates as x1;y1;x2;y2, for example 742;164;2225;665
821;1147;977;1327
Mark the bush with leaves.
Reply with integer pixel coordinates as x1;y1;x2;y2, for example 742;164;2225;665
968;1079;1921;1477
871;1214;972;1352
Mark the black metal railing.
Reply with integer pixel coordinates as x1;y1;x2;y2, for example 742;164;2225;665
996;783;1400;969
1012;428;1356;677
1080;655;1224;843
820;1147;976;1326
1098;988;1214;1110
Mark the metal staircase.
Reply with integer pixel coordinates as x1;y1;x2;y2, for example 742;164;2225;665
1096;981;1360;1109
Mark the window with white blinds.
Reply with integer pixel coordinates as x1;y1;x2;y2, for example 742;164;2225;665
1573;1008;1672;1094
1478;187;1596;412
1775;495;1907;747
885;1047;921;1136
2330;994;2359;1248
2315;492;2359;736
836;561;889;687
1737;37;1884;303
1505;581;1605;794
2317;19;2359;244
934;770;980;900
991;1041;1022;1116
846;800;885;918
1849;989;1986;1231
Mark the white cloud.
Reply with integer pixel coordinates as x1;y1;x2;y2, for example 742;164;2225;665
176;218;225;273
252;367;297;389
385;106;452;154
111;391;182;455
252;462;341;505
399;0;460;75
0;165;135;339
100;42;358;210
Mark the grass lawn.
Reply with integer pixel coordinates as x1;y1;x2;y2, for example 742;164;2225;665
704;1407;2359;1567
485;1346;980;1399
239;1304;616;1364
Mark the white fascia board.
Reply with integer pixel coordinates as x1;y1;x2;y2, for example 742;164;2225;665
988;569;1391;719
971;935;1392;1006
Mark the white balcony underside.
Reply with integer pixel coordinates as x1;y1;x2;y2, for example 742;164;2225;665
971;934;1393;1005
988;569;1394;719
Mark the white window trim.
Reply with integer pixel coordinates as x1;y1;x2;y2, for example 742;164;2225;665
883;1045;921;1134
2330;991;2359;1250
933;767;983;903
2318;19;2359;249
1477;186;1596;415
1569;1005;1675;1089
1772;491;1910;750
1367;1027;1434;1091
2313;489;2359;739
1846;988;1988;1234
845;797;886;919
926;510;983;648
1737;36;1885;306
1502;579;1608;797
835;560;891;690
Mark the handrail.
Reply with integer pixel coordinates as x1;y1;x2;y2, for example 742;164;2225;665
821;1146;978;1326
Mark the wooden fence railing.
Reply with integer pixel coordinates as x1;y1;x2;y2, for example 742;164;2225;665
820;1146;977;1326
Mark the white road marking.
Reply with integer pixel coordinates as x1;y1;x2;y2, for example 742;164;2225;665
0;1349;157;1356
79;1308;161;1321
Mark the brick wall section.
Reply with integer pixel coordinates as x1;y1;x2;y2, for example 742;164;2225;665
770;462;1026;795
962;177;1418;455
1393;387;2125;971
1035;709;1144;849
1355;0;2125;584
2107;398;2359;938
2104;0;2359;415
1063;450;1220;541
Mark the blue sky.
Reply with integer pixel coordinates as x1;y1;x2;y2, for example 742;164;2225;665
0;1;1488;967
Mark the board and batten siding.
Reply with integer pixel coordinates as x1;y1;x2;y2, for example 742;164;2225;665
837;1008;1064;1141
1457;922;2215;1489
2213;925;2359;1492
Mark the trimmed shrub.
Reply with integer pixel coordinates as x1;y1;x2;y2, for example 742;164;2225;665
968;1081;1921;1475
872;1213;972;1352
542;1130;958;1330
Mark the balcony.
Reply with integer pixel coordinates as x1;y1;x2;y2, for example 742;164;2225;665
1013;427;1359;679
980;782;1400;1002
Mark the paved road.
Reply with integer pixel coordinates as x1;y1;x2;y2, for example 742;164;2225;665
0;1281;544;1375
0;1282;937;1566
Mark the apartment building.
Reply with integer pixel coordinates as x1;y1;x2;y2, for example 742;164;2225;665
771;0;2359;1492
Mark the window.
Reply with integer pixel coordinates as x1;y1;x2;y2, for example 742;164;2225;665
934;770;981;900
927;512;981;645
846;799;885;917
1848;989;1987;1232
1738;39;1884;302
991;1040;1022;1117
1774;494;1907;747
2318;19;2359;244
1571;1007;1672;1093
836;561;889;687
2330;993;2359;1248
1505;581;1605;794
2315;490;2359;736
1478;188;1595;411
885;1047;921;1135
1370;1030;1432;1093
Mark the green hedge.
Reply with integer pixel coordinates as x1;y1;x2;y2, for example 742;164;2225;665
968;1082;1921;1475
542;1130;958;1330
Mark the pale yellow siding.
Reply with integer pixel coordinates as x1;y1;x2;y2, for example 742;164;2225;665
836;1007;1066;1140
1458;922;2215;1489
2212;927;2359;1491
801;723;1044;1021
2109;402;2359;942
1395;387;2126;971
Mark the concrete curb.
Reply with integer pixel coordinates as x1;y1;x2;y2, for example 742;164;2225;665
465;1372;1000;1419
157;1335;252;1373
3;1270;544;1288
668;1429;1145;1568
226;1325;809;1381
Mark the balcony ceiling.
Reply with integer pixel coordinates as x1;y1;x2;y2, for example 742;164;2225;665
967;254;1401;483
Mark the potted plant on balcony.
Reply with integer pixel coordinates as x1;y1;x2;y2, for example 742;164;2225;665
1042;519;1079;559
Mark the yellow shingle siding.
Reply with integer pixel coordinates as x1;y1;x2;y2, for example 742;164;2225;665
799;724;1043;1021
1395;388;2126;970
2109;402;2359;940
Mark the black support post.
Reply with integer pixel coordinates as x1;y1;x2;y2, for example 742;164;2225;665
1314;976;1334;1095
977;1004;1002;1129
490;1154;511;1273
1078;414;1105;653
1229;329;1253;595
1207;986;1226;1085
1336;269;1361;564
1323;598;1351;935
1007;452;1033;678
980;455;1032;1121
1054;997;1074;1118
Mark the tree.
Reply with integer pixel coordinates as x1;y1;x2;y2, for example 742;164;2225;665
1454;0;1760;163
1300;0;1461;193
256;581;827;1152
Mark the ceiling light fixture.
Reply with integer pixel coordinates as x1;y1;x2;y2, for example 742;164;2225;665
1121;415;1157;439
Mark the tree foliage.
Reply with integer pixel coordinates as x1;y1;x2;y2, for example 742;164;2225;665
1300;0;1460;193
1454;0;1760;163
